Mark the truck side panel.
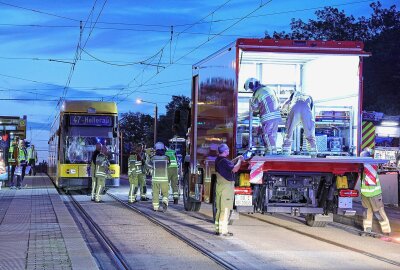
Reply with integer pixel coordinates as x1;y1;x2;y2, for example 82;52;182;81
190;46;236;201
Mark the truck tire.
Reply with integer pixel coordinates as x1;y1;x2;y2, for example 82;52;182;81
182;172;201;212
305;214;328;227
183;172;193;211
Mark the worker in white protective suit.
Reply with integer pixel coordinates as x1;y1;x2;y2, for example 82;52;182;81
244;78;282;155
281;91;317;156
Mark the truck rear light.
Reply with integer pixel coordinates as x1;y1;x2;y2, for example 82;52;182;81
339;189;359;197
235;187;252;195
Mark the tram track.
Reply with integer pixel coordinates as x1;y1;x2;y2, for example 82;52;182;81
67;194;131;270
241;213;400;268
107;192;239;270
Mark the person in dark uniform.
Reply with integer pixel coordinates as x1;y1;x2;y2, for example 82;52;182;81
214;143;243;236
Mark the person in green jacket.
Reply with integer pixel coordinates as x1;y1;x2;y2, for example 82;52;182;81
127;144;147;203
8;138;19;189
360;148;391;235
94;145;110;203
165;148;179;204
27;144;38;176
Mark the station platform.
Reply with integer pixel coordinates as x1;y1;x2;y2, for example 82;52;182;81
0;174;98;270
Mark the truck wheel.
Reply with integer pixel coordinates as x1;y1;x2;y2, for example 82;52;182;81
183;172;193;211
192;201;201;212
305;214;327;227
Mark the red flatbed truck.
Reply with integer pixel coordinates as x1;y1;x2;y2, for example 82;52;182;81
182;38;388;226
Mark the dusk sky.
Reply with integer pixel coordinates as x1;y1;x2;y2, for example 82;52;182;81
0;0;396;160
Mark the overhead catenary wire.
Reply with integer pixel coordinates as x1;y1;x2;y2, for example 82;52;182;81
116;1;273;105
0;0;376;29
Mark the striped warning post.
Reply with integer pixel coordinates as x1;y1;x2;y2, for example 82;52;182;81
250;161;264;184
361;121;376;150
364;163;378;186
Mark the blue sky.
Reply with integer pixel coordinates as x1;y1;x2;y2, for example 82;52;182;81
0;0;397;160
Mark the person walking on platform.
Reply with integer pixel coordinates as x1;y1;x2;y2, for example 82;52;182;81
127;144;147;203
214;143;243;237
90;143;102;201
360;148;391;236
147;142;169;212
27;144;38;176
8;137;19;189
16;140;28;189
282;91;317;157
165;148;179;204
244;78;282;155
94;145;110;203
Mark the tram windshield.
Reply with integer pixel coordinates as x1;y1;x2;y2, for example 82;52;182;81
62;126;118;164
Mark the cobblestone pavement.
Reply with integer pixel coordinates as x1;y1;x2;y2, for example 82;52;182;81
0;175;98;270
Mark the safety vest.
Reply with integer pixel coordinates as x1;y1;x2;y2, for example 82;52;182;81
18;147;27;163
165;150;178;168
27;147;37;161
360;163;382;198
151;155;168;181
8;145;18;164
128;154;142;175
95;153;110;178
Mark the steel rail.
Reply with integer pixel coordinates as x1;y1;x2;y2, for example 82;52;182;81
107;192;239;270
242;213;400;268
68;195;131;270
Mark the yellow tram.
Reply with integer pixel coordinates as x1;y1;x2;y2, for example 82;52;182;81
48;100;120;190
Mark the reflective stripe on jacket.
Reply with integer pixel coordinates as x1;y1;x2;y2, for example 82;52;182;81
150;155;169;181
128;154;142;175
95;153;110;177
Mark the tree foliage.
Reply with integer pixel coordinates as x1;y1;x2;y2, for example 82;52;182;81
157;95;190;145
265;1;400;114
119;95;190;152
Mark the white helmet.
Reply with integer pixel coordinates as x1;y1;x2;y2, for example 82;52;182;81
155;142;165;150
244;78;260;91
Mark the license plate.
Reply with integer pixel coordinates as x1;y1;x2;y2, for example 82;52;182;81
235;194;252;206
338;197;352;208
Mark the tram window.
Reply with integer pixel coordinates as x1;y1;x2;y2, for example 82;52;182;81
63;136;118;164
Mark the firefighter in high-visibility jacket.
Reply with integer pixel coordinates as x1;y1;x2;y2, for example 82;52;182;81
94;146;110;203
360;148;391;235
16;140;28;187
147;142;170;212
27;144;38;176
282;91;317;156
127;145;146;203
165;149;179;204
90;143;102;201
8;138;19;188
245;78;282;155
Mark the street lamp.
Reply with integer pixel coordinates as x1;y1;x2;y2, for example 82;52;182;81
136;99;158;146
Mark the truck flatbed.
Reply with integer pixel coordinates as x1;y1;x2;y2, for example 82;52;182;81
248;156;388;174
249;156;388;164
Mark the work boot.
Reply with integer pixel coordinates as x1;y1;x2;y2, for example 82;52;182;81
173;198;179;204
161;202;168;212
221;232;233;237
128;200;136;204
141;197;149;201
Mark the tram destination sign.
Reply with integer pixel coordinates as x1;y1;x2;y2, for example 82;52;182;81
70;115;113;127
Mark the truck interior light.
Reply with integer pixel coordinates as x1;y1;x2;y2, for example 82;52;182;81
380;121;399;127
